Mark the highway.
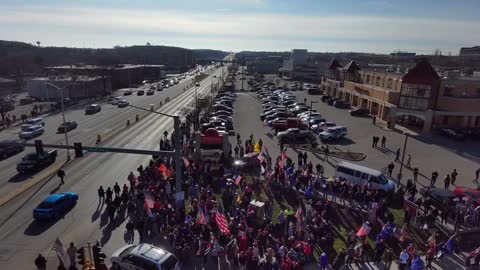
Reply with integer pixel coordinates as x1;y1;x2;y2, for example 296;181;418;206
0;66;214;201
0;66;227;269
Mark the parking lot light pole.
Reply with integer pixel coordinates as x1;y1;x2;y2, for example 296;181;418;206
46;79;76;161
397;132;409;185
308;101;318;136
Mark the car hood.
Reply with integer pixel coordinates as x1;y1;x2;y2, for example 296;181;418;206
18;160;36;166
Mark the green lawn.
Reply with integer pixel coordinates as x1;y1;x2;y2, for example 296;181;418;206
194;73;209;83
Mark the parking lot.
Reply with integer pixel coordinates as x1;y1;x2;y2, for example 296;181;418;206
231;76;480;190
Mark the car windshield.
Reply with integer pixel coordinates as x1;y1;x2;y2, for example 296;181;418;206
161;255;178;270
120;246;137;257
37;201;54;209
24;154;39;160
378;174;389;185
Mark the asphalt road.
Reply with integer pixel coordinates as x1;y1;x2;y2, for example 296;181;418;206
0;67;217;201
0;66;227;270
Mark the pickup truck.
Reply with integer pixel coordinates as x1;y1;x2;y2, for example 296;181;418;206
16;150;58;174
272;118;307;133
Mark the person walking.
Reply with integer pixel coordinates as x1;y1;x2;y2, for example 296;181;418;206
406;154;412;168
444;174;451;190
431;171;439;187
451;169;458;185
34;254;47;270
66;242;77;267
105;187;113;203
324;146;330;161
303;151;308;165
372;136;376;147
98;186;105;203
395;148;401;162
319;252;329;270
297;151;303;167
57;169;65;185
381;136;386;147
234;145;239;158
373;115;376;125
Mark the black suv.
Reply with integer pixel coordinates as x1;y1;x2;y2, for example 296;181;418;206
350;108;370;117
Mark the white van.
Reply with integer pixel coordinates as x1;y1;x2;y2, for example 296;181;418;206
334;161;395;192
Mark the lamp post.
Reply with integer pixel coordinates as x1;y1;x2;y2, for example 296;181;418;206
46;78;77;161
123;104;183;215
397;132;409;184
308;101;318;135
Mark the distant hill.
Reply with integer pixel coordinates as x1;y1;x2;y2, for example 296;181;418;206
0;40;211;77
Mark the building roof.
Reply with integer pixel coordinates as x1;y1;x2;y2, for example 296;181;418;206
328;59;341;70
402;60;440;84
340;60;360;72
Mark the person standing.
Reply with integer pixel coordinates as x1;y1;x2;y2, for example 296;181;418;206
372;136;376;147
399;249;409;270
297;152;303;167
383;248;393;270
381;136;387;147
319;252;329;270
303;152;308;165
395;148;401;162
98;186;105;203
66;242;77;267
34;254;47;270
387;162;395;177
413;167;419;183
57;169;65;185
105;187;113;203
444;174;451;190
451;169;458;185
475;168;480;183
113;182;121;197
373;115;376;125
324;146;330;161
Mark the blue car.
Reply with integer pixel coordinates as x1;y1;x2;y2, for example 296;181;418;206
33;192;79;220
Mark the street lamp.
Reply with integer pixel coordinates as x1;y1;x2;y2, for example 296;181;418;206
121;103;183;215
397;132;409;185
46;78;77;161
308;101;318;135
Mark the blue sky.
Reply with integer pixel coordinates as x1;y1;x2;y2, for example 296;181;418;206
1;0;480;54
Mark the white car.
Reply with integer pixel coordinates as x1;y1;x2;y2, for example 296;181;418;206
19;125;44;140
111;244;179;270
319;126;348;141
312;121;337;132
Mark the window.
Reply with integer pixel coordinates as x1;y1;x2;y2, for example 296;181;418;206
360;173;369;180
370;176;379;183
354;171;362;178
387;79;393;89
337;166;355;176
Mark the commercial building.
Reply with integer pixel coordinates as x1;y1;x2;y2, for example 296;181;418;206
44;64;166;90
246;56;283;74
0;77;19;96
322;58;480;134
26;76;111;101
279;49;322;82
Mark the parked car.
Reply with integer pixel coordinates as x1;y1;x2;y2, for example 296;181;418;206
334;100;350;109
25;118;45;127
277;128;314;143
319;126;348;141
33;192;78;220
17;149;57;173
327;97;339;106
349;108;370;117
419;187;458;216
57;121;78;133
111;243;179;270
19;125;44;140
321;95;332;102
453;186;480;206
0;140;25;160
85;104;101;114
211;110;233;117
137;90;145;96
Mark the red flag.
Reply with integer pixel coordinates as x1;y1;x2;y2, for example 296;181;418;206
158;164;171;177
235;175;242;186
215;211;230;235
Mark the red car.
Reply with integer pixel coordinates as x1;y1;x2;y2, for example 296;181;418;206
453;186;480;206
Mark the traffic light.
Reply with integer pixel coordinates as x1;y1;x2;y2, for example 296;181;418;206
92;242;106;266
74;142;83;158
34;140;44;155
77;247;85;266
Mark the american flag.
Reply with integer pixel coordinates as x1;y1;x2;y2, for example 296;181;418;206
356;222;372;237
144;193;154;209
197;207;207;225
52;238;67;266
215;210;230;235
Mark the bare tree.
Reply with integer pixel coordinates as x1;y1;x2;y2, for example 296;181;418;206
36;41;41;47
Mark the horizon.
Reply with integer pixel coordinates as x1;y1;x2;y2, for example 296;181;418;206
1;0;480;54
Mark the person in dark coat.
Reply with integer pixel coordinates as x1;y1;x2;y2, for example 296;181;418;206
34;253;47;270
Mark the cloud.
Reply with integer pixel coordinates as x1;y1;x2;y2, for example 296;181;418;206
0;5;479;53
